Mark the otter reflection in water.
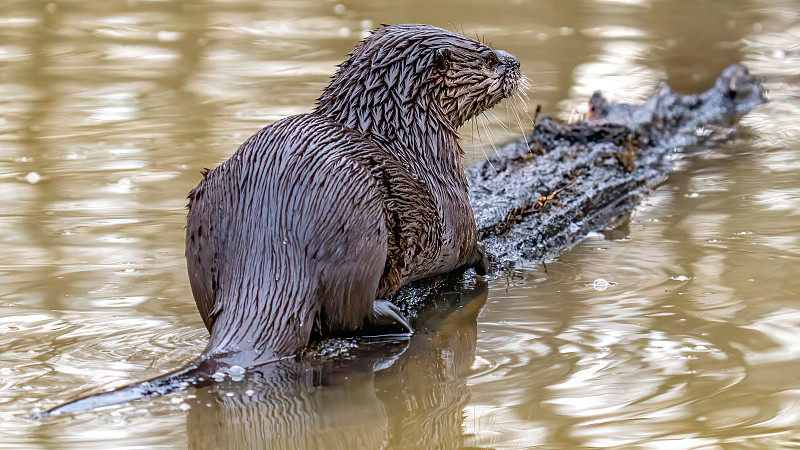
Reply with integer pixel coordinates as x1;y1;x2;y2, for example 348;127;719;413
187;278;487;450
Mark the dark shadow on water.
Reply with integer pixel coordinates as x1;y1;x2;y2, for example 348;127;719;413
185;276;488;449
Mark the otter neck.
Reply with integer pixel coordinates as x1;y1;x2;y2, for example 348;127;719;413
315;96;465;183
315;96;476;275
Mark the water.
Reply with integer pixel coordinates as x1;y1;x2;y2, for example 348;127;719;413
1;0;799;448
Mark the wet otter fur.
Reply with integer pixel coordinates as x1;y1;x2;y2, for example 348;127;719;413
40;24;521;416
188;24;521;366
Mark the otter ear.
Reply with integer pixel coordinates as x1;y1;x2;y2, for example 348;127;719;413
433;48;452;72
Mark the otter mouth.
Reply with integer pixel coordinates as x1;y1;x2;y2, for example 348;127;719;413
501;68;522;99
477;53;522;121
449;53;524;129
489;51;522;102
494;50;522;99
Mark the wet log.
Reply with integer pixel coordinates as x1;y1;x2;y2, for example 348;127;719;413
470;63;764;264
393;63;765;314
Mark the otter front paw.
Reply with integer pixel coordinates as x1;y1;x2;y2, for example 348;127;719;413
366;299;413;335
472;241;490;275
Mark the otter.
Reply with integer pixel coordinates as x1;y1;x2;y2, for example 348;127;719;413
39;23;521;416
186;24;521;366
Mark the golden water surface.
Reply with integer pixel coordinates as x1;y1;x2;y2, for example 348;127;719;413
1;0;799;448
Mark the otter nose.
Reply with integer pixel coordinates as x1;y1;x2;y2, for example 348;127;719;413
495;50;520;70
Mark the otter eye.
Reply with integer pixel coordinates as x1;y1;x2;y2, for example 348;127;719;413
433;48;452;72
486;50;499;66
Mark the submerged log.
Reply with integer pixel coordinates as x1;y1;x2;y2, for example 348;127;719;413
393;63;764;314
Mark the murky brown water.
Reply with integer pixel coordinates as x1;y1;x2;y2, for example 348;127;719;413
1;0;799;448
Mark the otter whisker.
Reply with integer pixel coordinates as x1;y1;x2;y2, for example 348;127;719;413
510;98;528;141
469;115;476;161
513;89;536;131
518;74;533;94
516;75;534;106
467;116;479;155
515;86;534;113
484;109;514;146
478;112;499;158
472;114;497;169
516;77;534;108
507;96;528;142
485;110;509;131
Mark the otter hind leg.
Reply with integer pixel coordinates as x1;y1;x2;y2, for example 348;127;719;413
364;299;413;335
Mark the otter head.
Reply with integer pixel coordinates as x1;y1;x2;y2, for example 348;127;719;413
315;24;522;137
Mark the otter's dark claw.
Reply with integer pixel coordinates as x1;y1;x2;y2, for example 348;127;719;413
369;299;413;335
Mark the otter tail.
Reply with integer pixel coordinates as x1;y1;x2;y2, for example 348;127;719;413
34;358;225;419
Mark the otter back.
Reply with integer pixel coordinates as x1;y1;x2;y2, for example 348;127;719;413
185;114;439;365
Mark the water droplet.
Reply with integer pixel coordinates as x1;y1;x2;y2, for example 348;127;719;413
670;275;692;281
592;278;610;291
26;172;41;184
229;365;245;381
245;389;255;396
